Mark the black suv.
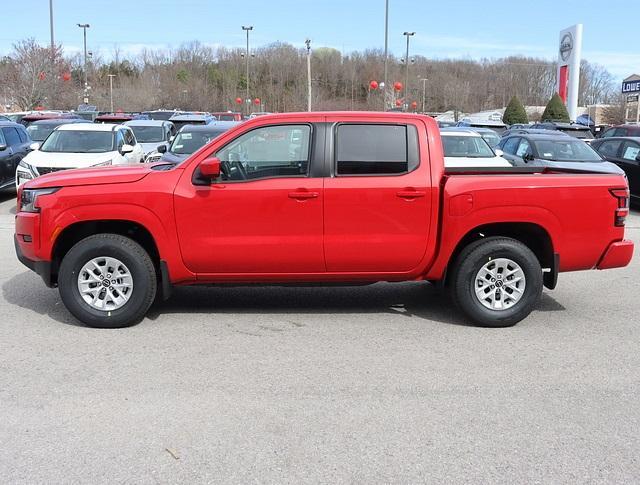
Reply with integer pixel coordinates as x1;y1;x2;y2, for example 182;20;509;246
530;122;594;140
0;121;32;190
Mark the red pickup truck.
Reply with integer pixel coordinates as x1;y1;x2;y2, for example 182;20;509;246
14;112;634;328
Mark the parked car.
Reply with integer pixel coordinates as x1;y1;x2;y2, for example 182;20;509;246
142;110;184;121
507;124;530;130
501;128;571;138
441;128;511;167
154;121;240;164
16;123;145;187
26;118;92;143
248;112;272;119
20;112;80;127
211;111;243;122
597;124;640;139
14;112;633;328
95;113;135;124
0;121;32;190
470;127;502;148
437;120;457;128
124;119;175;159
498;134;623;174
530;122;594;141
168;113;215;131
456;120;507;134
591;137;640;204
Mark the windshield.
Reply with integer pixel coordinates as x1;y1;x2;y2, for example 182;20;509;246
130;126;164;143
40;130;114;153
169;130;225;155
480;132;501;148
561;128;594;140
26;124;56;142
533;139;603;162
442;135;495;158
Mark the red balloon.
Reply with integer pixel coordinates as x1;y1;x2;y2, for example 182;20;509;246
410;101;418;109
62;72;71;82
253;98;261;105
235;97;243;104
38;71;46;81
393;81;403;92
369;80;378;90
395;99;402;107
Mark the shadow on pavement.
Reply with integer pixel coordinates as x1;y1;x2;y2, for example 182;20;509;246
3;271;566;328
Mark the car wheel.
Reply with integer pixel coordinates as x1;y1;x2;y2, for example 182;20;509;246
58;234;157;328
450;237;542;327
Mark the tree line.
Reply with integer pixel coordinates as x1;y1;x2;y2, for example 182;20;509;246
0;38;620;117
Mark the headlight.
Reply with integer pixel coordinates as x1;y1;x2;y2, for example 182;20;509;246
19;187;60;213
18;159;34;172
92;160;112;167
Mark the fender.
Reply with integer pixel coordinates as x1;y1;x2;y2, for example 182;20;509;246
46;203;195;283
424;204;562;280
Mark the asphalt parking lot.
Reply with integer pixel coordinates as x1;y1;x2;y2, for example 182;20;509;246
1;190;639;484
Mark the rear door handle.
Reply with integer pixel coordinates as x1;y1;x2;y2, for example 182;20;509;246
396;190;426;199
288;191;319;200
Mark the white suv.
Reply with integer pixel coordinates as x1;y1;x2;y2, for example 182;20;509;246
16;123;145;187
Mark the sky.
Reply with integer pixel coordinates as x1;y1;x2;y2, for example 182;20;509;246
1;0;638;81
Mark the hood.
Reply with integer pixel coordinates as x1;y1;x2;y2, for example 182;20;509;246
24;164;154;189
23;150;115;168
160;151;188;164
139;141;168;154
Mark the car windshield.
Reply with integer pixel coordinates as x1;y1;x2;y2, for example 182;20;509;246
480;132;501;148
26;124;56;142
40;130;114;153
533;139;603;162
169;130;225;155
130;126;164;142
442;135;495;158
561;129;593;140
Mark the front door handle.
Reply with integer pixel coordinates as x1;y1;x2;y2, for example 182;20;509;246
289;191;319;200
396;190;426;199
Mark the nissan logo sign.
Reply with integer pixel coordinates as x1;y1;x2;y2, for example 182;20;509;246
560;33;573;62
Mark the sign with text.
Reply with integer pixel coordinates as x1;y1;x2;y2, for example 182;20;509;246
622;80;640;94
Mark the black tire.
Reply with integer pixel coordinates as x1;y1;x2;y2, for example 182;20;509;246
58;234;157;328
450;237;542;328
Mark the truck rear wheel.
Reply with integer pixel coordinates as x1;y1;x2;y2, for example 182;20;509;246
450;237;542;327
58;234;157;328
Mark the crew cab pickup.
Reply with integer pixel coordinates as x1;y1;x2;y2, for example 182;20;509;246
14;112;634;328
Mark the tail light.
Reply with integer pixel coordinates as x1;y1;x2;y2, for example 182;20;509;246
609;188;630;227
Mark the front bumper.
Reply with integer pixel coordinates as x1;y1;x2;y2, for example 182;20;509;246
14;235;55;287
597;240;634;270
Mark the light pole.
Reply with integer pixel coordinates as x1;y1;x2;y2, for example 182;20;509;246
403;31;415;111
419;78;428;113
107;74;116;112
383;0;389;109
77;23;90;90
242;25;253;114
305;39;312;111
49;0;55;65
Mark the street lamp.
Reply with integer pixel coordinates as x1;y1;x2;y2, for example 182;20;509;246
305;39;312;111
242;25;253;114
77;23;90;90
383;0;389;109
107;74;116;113
403;31;415;111
419;78;428;113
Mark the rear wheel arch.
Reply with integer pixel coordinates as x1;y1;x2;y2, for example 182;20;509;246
445;222;555;285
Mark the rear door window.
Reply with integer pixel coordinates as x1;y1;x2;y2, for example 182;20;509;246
2;127;21;146
621;141;640;161
596;140;622;158
335;124;418;175
501;137;520;154
515;139;531;157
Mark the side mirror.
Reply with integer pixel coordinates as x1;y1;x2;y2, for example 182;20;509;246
200;157;221;179
494;149;504;157
0;144;6;151
157;145;167;154
28;142;40;151
120;144;134;154
523;153;535;163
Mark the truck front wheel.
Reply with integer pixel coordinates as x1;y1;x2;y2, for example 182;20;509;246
58;234;157;328
450;237;543;327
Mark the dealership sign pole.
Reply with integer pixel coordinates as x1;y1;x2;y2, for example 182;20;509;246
557;24;583;122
